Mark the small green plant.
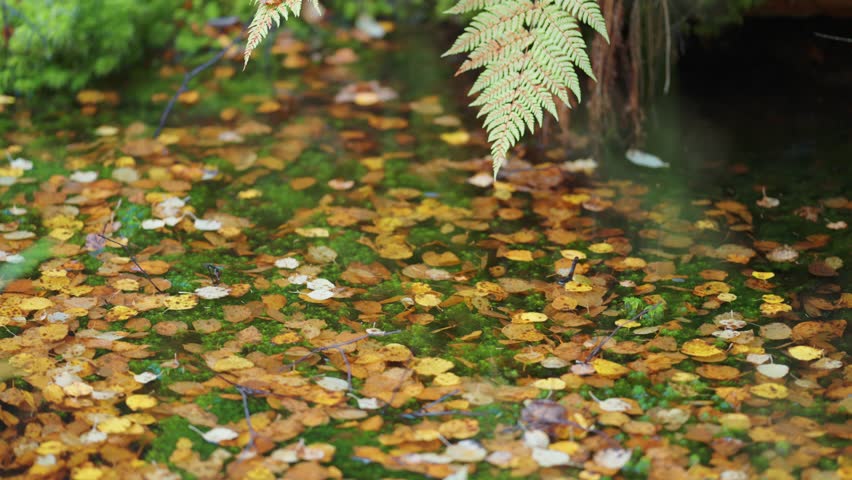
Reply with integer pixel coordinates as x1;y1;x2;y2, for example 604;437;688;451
243;0;608;176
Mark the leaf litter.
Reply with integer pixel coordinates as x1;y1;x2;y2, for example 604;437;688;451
0;22;850;480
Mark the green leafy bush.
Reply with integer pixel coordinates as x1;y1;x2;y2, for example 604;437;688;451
0;0;251;95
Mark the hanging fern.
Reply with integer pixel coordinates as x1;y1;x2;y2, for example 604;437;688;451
444;0;609;176
244;0;322;69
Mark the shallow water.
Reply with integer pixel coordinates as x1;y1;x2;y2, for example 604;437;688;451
0;24;849;480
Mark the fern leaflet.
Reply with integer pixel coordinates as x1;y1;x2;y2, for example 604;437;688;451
244;0;322;70
444;0;608;176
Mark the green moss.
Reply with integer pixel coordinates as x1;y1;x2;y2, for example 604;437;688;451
144;415;218;473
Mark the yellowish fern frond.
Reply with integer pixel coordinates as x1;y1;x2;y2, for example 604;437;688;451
244;0;322;70
444;0;608;177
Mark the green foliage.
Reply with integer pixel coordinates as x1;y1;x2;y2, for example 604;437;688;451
0;0;252;95
443;0;608;176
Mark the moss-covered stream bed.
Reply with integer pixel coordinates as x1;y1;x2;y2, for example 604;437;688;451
0;26;849;480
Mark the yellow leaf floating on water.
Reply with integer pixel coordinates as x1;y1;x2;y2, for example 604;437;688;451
39;324;69;342
434;372;461;386
164;294;198;311
414;293;442;307
503;250;533;262
563;281;593;292
588;243;614;254
413;357;454;376
126;394;158;411
760;302;792;316
106;305;138;321
751;383;789;399
439;130;470;145
511;312;548;324
560;249;586;260
501;324;545;342
72;467;105;480
295;227;330;238
752;271;775;280
681;339;724;358
211;356;254;372
762;294;785;304
717;293;737;302
592;358;630;378
788;345;823;361
533;378;566;390
18;297;54;311
97;417;133;434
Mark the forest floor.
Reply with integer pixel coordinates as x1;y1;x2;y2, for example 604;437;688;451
0;24;849;480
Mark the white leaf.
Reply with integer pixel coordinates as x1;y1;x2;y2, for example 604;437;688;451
307;278;335;291
194;219;222;231
8;206;27;215
811;357;842;370
523;429;550;449
198;426;239;444
288;274;309;285
445;440;487;462
485;451;513;467
274;257;300;269
746;353;771;365
532;448;572;467
594;396;632;413
134;372;160;384
4;254;24;264
141;219;165;230
541;357;569;369
307;289;335;301
70;171;98;183
756;363;788;379
316;376;349;391
625;149;669;168
466;172;493;188
80;427;108;444
355;397;381;410
112;167;139;183
10;158;33;170
164;216;183;227
593;448;632;470
195;286;231;299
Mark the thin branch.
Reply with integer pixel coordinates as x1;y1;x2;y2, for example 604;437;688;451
154;27;247;139
97;234;165;293
236;385;259;454
814;32;852;44
583;306;652;363
290;329;401;369
661;0;671;94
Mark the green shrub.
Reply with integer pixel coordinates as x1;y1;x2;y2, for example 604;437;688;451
0;0;251;95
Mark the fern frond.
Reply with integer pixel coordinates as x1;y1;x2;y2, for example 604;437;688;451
444;0;607;176
444;0;503;15
244;0;323;70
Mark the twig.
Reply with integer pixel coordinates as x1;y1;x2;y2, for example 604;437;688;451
153;27;247;139
814;32;852;44
661;0;671;94
334;347;353;391
556;256;581;286
583;306;652;363
290;329;400;369
97;234;165;293
235;385;259;454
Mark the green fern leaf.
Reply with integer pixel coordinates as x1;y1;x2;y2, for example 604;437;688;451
244;0;322;70
444;0;608;177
